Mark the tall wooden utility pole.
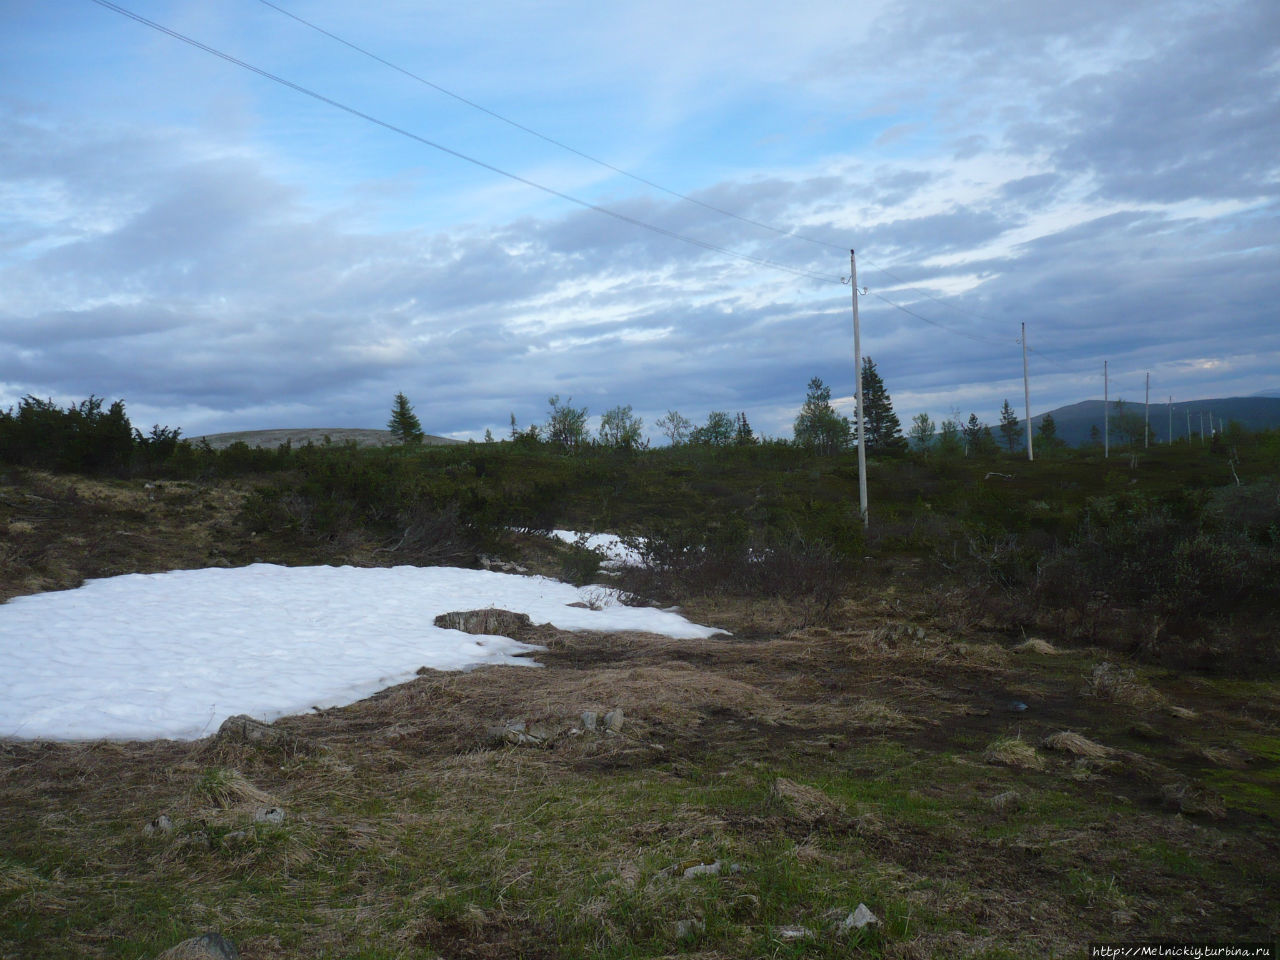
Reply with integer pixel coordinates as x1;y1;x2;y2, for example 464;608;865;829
850;250;868;528
1021;322;1034;461
1103;361;1109;458
1144;372;1150;447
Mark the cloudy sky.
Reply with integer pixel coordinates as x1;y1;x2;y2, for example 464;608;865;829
2;0;1277;440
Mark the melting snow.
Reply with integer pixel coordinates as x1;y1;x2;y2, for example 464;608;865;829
0;563;720;742
547;529;644;567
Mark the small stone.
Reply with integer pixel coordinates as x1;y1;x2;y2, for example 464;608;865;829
254;806;286;825
144;814;174;836
836;903;879;933
580;710;599;732
987;790;1022;813
216;714;276;744
223;830;249;842
776;925;814;941
603;708;624;733
155;932;239;960
673;918;705;939
682;860;723;878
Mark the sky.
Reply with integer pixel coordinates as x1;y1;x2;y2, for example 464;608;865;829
2;0;1277;441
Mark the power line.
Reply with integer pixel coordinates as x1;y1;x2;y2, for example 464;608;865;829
864;291;1013;347
257;0;852;256
90;0;1019;352
258;0;1016;327
87;0;840;286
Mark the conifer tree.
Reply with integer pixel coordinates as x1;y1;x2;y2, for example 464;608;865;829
734;412;758;446
999;399;1020;452
387;392;424;444
861;358;907;454
909;412;935;452
793;377;851;454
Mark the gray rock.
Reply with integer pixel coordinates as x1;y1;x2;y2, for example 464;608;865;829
775;925;814;941
836;903;878;933
155;932;239;959
254;806;286;825
663;859;744;879
485;720;564;747
580;710;599;732
434;608;534;637
143;814;174;836
603;708;625;733
216;714;277;744
674;918;706;939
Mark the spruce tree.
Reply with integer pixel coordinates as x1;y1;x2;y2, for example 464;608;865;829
387;392;424;444
999;399;1020;452
860;358;907;454
794;377;851;454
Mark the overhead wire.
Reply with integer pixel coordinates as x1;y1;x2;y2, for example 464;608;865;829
256;0;1013;331
256;0;851;256
87;0;841;286
91;0;1024;353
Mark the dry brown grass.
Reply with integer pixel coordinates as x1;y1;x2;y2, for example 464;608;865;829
1015;638;1059;655
190;767;274;809
1042;731;1111;759
983;735;1045;770
1082;662;1166;709
768;778;847;826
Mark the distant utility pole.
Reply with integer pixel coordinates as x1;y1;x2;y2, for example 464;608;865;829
850;250;868;528
1186;408;1191;444
1021;322;1034;461
1104;360;1109;458
1199;411;1205;444
1144;372;1150;448
1167;396;1172;444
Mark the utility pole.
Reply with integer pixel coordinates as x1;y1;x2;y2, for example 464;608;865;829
1021;322;1034;461
1167;396;1172;444
1104;360;1109;458
1144;372;1150;448
850;250;868;528
1199;411;1205;444
1186;408;1191;444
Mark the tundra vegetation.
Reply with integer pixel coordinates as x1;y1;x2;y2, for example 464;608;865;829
1;386;1278;958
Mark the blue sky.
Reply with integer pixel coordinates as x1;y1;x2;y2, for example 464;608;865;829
2;0;1277;440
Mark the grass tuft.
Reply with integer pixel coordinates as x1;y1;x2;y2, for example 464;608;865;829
191;767;274;809
983;735;1045;770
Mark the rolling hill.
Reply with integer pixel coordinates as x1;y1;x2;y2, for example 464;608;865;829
188;428;464;450
1021;396;1280;448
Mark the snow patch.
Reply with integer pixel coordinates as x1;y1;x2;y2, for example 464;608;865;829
0;563;721;742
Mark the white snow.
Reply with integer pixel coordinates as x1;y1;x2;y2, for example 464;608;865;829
0;563;721;742
548;529;645;568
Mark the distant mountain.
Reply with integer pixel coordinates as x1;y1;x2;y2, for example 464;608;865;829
1018;397;1280;448
189;428;464;450
1249;388;1280;399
